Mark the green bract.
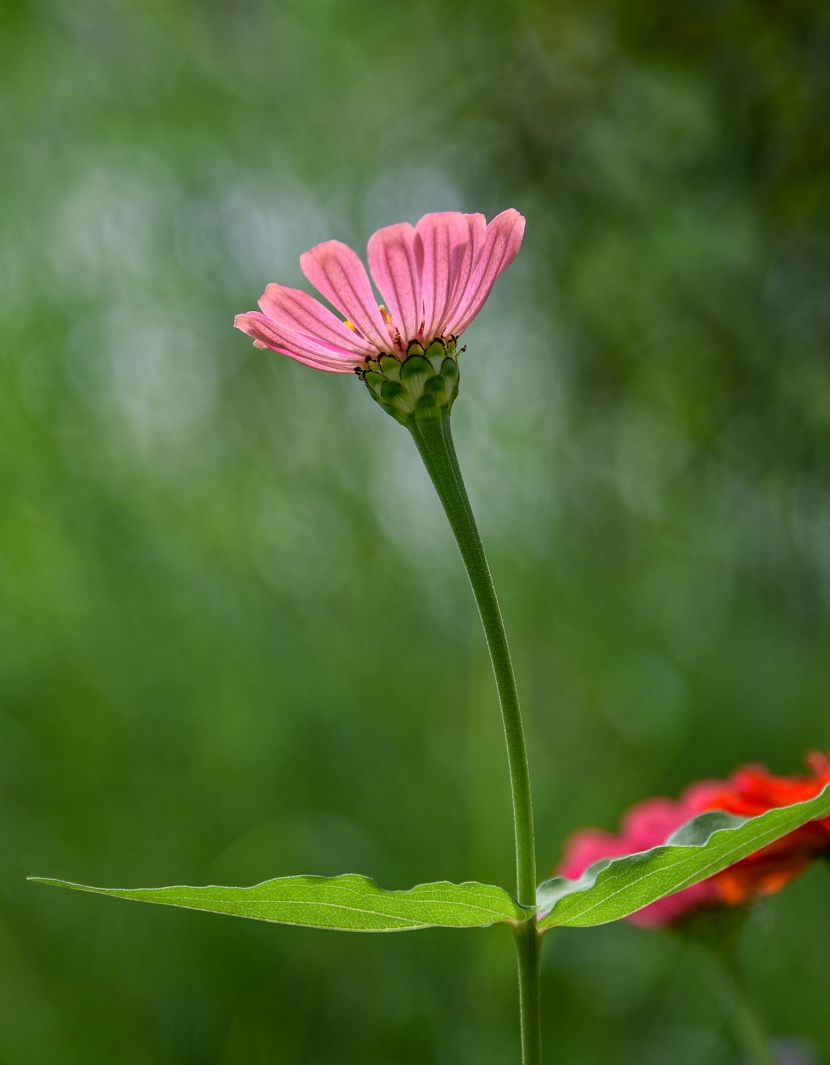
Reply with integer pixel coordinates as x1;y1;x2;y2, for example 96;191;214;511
356;339;460;426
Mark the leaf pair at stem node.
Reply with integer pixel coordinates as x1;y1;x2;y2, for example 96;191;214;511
30;779;830;934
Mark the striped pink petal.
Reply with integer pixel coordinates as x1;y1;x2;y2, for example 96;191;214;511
415;212;475;343
441;213;487;333
233;312;362;374
258;284;376;357
444;209;525;336
235;208;525;374
367;222;422;346
300;240;391;353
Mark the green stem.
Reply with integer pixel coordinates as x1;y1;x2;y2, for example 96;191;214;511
409;414;541;1064
514;921;543;1065
711;949;777;1065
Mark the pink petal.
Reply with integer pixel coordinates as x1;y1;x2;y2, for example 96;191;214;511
300;240;391;353
557;828;628;881
367;222;422;345
445;209;525;336
415;212;474;342
234;312;362;374
258;283;376;357
619;797;696;848
442;213;486;331
680;779;725;811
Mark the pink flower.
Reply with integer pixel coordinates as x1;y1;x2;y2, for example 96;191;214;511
234;210;525;374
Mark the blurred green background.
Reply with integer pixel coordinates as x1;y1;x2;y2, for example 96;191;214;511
2;0;829;1062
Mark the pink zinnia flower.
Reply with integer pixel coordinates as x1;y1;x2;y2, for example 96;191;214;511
234;210;525;373
556;752;830;928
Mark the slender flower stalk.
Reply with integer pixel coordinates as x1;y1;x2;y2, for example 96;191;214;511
410;414;541;1062
235;209;541;1063
409;417;536;904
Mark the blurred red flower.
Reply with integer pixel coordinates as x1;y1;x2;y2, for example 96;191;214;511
556;752;830;927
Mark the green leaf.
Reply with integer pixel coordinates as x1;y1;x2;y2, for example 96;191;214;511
29;874;528;932
537;782;830;932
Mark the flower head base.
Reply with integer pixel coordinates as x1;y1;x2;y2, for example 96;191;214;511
358;338;460;426
556;752;830;929
233;210;524;421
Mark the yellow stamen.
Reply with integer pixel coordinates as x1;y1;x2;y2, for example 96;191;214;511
343;319;357;332
379;304;393;324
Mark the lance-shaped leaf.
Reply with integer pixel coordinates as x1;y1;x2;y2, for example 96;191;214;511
29;874;529;932
537;782;830;931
